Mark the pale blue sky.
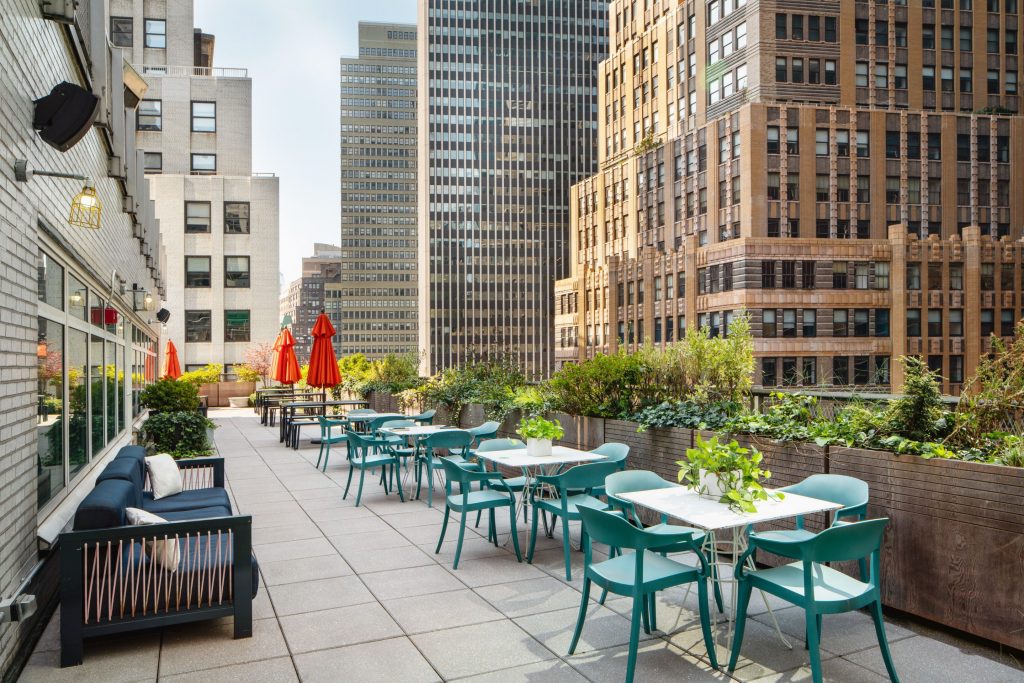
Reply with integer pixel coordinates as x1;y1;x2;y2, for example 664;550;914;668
194;0;417;288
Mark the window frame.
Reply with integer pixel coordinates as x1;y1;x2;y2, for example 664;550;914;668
190;153;217;174
185;255;212;288
191;101;217;133
224;255;251;289
144;18;166;48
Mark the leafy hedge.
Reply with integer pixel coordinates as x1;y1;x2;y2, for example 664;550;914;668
140;411;215;458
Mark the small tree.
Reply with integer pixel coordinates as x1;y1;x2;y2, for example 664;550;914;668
236;342;274;387
883;356;947;442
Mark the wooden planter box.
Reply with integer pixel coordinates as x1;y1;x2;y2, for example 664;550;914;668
198;381;255;408
830;446;1024;650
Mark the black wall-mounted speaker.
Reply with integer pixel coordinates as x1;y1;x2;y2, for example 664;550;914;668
156;308;171;324
32;82;100;152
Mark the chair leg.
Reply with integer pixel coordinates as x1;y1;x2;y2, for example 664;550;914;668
806;608;824;683
508;503;522;562
871;601;900;683
453;509;468;570
342;462;355;500
598;587;608;605
560;514;572;581
624;592;644;683
526;504;539;563
648;593;657;632
414;459;423;500
355;469;367;507
568;577;592;655
426;461;434;507
488;509;497;545
394;464;405;502
707;549;724;613
727;580;752;672
640;592;651;634
316;441;325;469
435;507;450;553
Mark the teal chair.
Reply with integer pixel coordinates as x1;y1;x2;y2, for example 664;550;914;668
379;418;418;489
526;460;622;580
315;416;349;472
604;470;724;614
571;505;719;683
580;442;629;497
342;429;404;507
435;458;522;568
474;438;529;524
729;518;899;683
416;429;472;507
754;474;870;578
410;409;436;425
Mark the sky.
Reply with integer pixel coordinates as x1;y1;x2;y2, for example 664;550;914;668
193;0;417;289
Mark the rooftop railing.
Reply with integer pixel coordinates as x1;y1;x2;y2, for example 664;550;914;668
136;65;249;79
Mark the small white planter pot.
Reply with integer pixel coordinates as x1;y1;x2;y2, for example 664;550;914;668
699;469;740;499
527;438;553;457
227;396;249;408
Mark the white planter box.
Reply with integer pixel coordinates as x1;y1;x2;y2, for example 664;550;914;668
526;438;553;457
698;469;741;499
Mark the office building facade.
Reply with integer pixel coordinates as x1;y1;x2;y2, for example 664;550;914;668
281;243;343;360
418;0;609;377
340;23;418;360
557;0;1024;395
118;0;281;376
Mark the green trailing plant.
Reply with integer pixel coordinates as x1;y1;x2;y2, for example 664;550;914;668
631;400;739;432
140;379;200;413
140;411;215;458
178;363;223;386
516;415;565;441
676;435;780;513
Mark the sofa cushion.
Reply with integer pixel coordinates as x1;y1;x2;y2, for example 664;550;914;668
74;479;136;531
146;453;183;500
114;445;147;482
141;488;232;515
95;458;144;507
158;506;233;522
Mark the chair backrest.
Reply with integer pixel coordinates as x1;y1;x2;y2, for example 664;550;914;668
412;409;437;424
345;429;386;461
548;460;624;493
440;456;478;488
604;470;676;524
347;408;377;416
578;504;697;553
423;429;473;454
590;442;629;465
804;518;888;565
476;438;525;453
381;419;415;430
368;414;403;431
468;421;500;441
781;474;869;520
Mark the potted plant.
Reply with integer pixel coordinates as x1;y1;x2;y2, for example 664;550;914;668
516;415;565;457
139;378;200;414
677;435;780;512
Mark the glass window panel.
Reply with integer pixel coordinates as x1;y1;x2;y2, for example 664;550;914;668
91;334;106;453
224;202;250;233
68;327;88;478
106;341;116;441
225;310;251;342
37;317;65;507
67;274;87;320
225;256;250;288
185;201;212;233
191;101;216;132
37;251;64;310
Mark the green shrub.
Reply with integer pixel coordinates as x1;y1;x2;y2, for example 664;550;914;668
511;385;553;418
882;356;948;442
547;351;646;418
418;356;525;422
140;411;215;458
140;379;200;412
178;363;223;386
631;400;739;432
352;352;422;395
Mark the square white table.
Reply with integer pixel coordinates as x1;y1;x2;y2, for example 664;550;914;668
378;425;463;495
619;486;843;657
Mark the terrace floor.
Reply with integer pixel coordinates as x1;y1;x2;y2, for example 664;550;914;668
19;409;1024;682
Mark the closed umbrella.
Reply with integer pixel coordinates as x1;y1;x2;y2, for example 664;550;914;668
306;311;341;391
162;340;182;380
270;328;284;385
272;327;301;385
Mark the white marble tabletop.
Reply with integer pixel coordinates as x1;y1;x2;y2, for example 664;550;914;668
475;445;606;469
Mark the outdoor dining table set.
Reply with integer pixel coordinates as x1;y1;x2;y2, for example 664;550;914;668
263;409;899;683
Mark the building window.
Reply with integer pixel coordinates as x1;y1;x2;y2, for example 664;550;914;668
782;309;797;338
191;101;217;132
875;356;890;385
225;310;251;342
761;261;776;288
762;358;777;386
782;261;796;288
907;309;922;337
803;309;817;337
110;16;133;47
875;309;890;336
928;309;943;337
138;100;162;130
185;256;211;287
950;356;964;383
949;309;963;336
143;152;162;172
767;127;780;154
191;154;216;174
854;356;870;385
834;309;848;337
802;261;816;289
833;357;849;385
783;358;799;385
802;357;817;385
854;309;870;337
144;19;166;48
37;317;65;507
185;201;211;233
763;310;777;337
185;310;212;342
949;263;963;290
832;262;847;289
981;263;995;290
225;256;250;288
906;263;921;290
225;202;251;234
1002;310;1016;336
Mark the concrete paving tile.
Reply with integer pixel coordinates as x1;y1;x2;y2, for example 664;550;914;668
749;606;916;657
382;588;505;634
567;639;723;683
293;637;440;683
327;528;413;553
305;505;377;523
315;515;395;536
260;553;353;586
474;576;586;618
159;617;288;676
748;659;887;682
290;486;346;500
845;634;1024;683
266;574;375;616
442;553;549;587
451;658;588;682
340;542;437;573
298;496;360;511
375;508;447;527
159;656;298;683
19;630;161;683
253;536;337;563
281;476;340;491
234;499;305;517
250;510;313;529
399;521;456;544
251;520;323;545
428;536;517;565
411;619;555;680
515;604;654;655
231;489;296;505
361;564;466;600
278;602;403;654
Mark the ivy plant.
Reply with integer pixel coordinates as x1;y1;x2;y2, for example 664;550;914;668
676;435;780;513
140;411;215;458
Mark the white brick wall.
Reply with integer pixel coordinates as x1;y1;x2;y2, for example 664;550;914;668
0;0;163;673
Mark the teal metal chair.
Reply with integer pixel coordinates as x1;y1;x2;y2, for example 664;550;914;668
410;409;436;425
604;470;724;613
315;416;348;472
435;458;522;569
754;474;870;578
379;418;418;490
728;518;899;683
474;438;529;525
526;459;622;580
342;429;404;507
579;442;629;497
571;505;719;683
416;429;472;507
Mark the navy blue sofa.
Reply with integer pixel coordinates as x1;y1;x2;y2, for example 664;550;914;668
59;446;256;667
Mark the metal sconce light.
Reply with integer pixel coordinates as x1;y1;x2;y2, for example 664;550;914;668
131;284;156;312
69;289;85;308
14;159;102;229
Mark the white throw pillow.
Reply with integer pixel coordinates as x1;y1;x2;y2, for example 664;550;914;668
145;453;182;500
125;507;180;571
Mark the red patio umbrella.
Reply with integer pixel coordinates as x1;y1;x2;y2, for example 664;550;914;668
306;312;341;389
270;328;284;383
272;327;302;385
162;340;182;380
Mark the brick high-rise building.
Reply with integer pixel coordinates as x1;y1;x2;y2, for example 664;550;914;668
281;243;343;360
556;0;1024;395
418;0;609;378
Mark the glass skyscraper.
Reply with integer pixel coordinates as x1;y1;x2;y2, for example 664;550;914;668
417;0;608;377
